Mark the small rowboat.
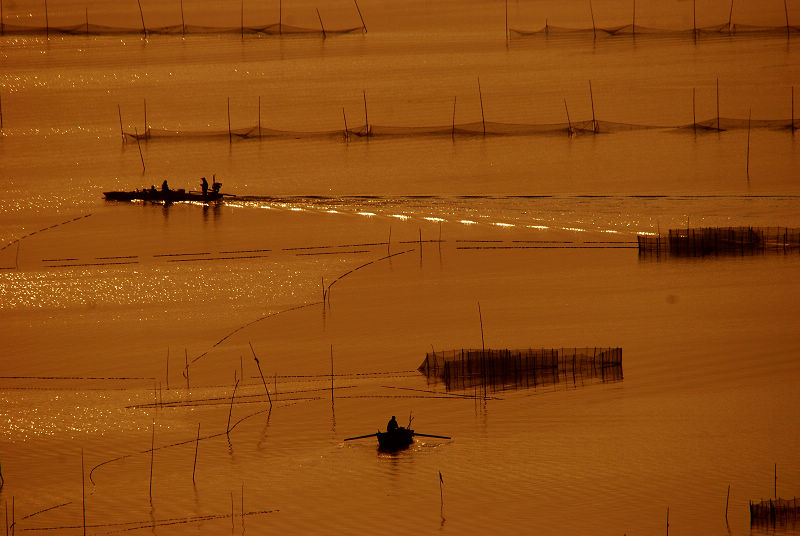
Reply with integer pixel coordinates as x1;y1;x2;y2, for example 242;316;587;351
344;425;450;452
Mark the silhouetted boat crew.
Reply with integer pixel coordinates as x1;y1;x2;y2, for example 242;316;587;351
387;415;399;432
201;177;209;196
103;176;227;203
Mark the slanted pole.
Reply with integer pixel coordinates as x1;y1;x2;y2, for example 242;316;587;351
180;0;185;36
353;0;367;32
478;77;486;136
728;0;734;33
564;98;573;136
137;0;147;38
241;0;244;40
504;0;508;46
589;80;598;133
342;107;349;141
693;0;697;42
134;127;146;173
590;0;596;40
692;88;696;134
785;0;790;40
792;86;795;134
716;78;720;131
258;96;261;138
316;8;326;39
363;90;369;137
632;0;636;36
227;97;232;143
451;96;457;140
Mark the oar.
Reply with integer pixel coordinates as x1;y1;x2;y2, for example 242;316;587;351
343;432;378;441
413;433;451;439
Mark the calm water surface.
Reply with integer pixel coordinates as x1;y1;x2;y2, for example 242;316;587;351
1;0;799;534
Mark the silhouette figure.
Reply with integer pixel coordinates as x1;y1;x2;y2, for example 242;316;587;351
201;177;208;196
387;415;399;432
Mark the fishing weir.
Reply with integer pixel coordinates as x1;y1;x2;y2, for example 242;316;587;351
418;347;622;393
750;498;800;529
637;227;800;258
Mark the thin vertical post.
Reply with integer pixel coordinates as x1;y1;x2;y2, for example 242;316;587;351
362;90;369;137
279;0;282;34
342;107;349;141
241;0;244;39
631;0;635;36
728;0;734;33
666;506;669;536
85;8;89;35
504;0;508;46
1;91;4;130
1;0;4;36
165;348;169;390
118;104;124;143
784;0;790;40
792;86;795;133
589;80;597;133
136;0;147;38
746;107;751;179
692;88;696;134
775;463;777;498
134;127;146;173
184;349;189;389
330;345;334;402
81;449;86;536
451;96;457;140
478;301;485;353
44;0;49;39
258;96;261;138
143;98;147;139
227;97;232;144
149;421;155;503
692;0;696;42
477;77;486;136
716;78;720;131
192;423;199;482
180;0;185;36
590;0;596;40
353;0;366;32
249;342;273;407
725;484;731;524
316;8;326;39
564;98;572;135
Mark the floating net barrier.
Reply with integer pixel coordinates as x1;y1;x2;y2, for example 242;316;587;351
122;116;798;144
0;22;363;37
637;227;800;258
510;22;800;40
418;347;623;393
750;498;800;529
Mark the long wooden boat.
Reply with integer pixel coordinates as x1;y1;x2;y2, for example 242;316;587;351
103;188;224;203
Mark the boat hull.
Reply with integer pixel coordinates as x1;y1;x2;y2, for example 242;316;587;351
103;189;224;203
377;428;414;451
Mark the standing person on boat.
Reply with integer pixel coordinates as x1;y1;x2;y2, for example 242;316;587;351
161;179;169;192
201;177;208;196
387;415;399;432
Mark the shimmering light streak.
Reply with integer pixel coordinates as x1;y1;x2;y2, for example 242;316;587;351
459;220;477;225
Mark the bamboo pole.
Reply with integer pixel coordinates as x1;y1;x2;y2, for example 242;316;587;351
504;0;508;46
387;226;391;254
728;0;734;33
165;348;169;390
184;349;189;389
249;342;273;407
329;345;334;402
230;492;234;530
180;0;185;36
118;104;124;143
792;86;795;134
81;449;86;536
241;0;244;40
716;78;720;131
725;484;730;524
258;96;261;138
0;91;3;130
279;0;282;35
353;0;366;32
226;378;240;435
1;0;4;37
631;0;636;36
692;0;696;42
589;80;597;132
666;506;669;536
451;96;457;140
590;0;596;40
227;97;232;143
192;423;199;482
478;302;485;353
134;127;146;173
143;98;147;139
149;421;154;503
362;90;369;136
746;107;751;179
136;0;147;38
564;98;572;136
478;77;486;136
784;0;790;40
775;463;777;498
316;8;326;39
342;107;349;141
692;88;696;134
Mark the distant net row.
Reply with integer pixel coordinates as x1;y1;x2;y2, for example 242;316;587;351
0;22;362;36
510;22;799;39
120;117;798;143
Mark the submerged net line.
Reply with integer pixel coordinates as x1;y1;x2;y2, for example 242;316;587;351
123;116;798;144
0;22;362;37
750;498;800;527
511;22;800;39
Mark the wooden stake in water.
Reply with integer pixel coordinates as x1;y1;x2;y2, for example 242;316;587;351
342;107;349;141
564;98;573;136
666;506;669;536
353;0;367;32
192;423;199;483
725;484;730;524
784;0;790;40
692;0;696;42
589;80;598;133
85;8;89;35
134;127;146;173
184;349;189;389
589;0;596;40
792;86;795;134
477;301;485;353
226;378;240;435
504;0;508;46
716;78;720;131
249;342;273;407
180;0;185;36
692;87;696;134
316;8;326;39
329;344;334;403
775;463;777;498
746;107;751;179
149;421;155;503
728;0;734;33
362;90;369;137
227;97;232;144
165;348;169;390
81;449;86;536
240;0;244;40
258;96;261;138
136;0;147;38
451;96;457;140
117;104;124;143
478;77;486;136
279;0;282;35
143;98;147;139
